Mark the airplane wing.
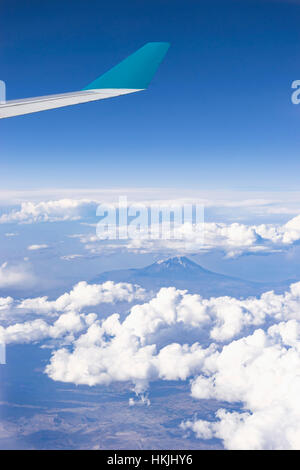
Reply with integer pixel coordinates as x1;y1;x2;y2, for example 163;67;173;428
0;42;170;119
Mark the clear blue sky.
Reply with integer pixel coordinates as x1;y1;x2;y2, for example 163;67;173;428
1;0;300;190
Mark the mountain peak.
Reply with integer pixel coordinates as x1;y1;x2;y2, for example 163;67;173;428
93;256;293;299
154;256;198;268
142;256;211;277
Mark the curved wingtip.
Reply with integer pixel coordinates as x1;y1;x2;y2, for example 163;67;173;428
83;42;170;91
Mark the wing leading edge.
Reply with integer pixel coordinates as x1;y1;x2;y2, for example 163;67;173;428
0;42;170;119
0;89;142;119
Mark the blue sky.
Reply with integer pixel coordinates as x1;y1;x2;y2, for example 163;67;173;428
2;0;300;190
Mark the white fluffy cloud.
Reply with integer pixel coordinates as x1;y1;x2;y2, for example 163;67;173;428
182;324;300;449
3;196;300;257
1;189;300;221
45;320;212;392
43;282;300;385
0;279;146;344
0;262;35;288
0;199;97;224
42;282;300;449
5;276;300;449
0;280;147;329
79;214;300;258
0;296;13;310
0;311;97;345
27;244;49;251
17;280;146;315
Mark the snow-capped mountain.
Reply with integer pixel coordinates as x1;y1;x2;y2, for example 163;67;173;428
93;256;294;298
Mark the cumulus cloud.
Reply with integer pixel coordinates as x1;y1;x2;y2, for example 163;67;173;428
3;195;300;257
0;199;97;224
43;283;300;387
1;189;300;220
27;244;49;251
0;296;13;311
182;325;300;450
78;214;300;258
45;320;211;392
0;280;147;327
0;262;35;288
0;279;146;344
0;311;97;345
5;275;300;449
17;281;146;315
42;282;300;449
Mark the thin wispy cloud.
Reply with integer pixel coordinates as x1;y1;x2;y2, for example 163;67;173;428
27;244;49;251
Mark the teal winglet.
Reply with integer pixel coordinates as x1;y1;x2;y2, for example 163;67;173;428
83;42;170;90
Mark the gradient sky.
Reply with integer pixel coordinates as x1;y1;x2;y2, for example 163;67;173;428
1;0;300;190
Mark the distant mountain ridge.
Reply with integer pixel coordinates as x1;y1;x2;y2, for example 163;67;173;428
93;256;295;298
